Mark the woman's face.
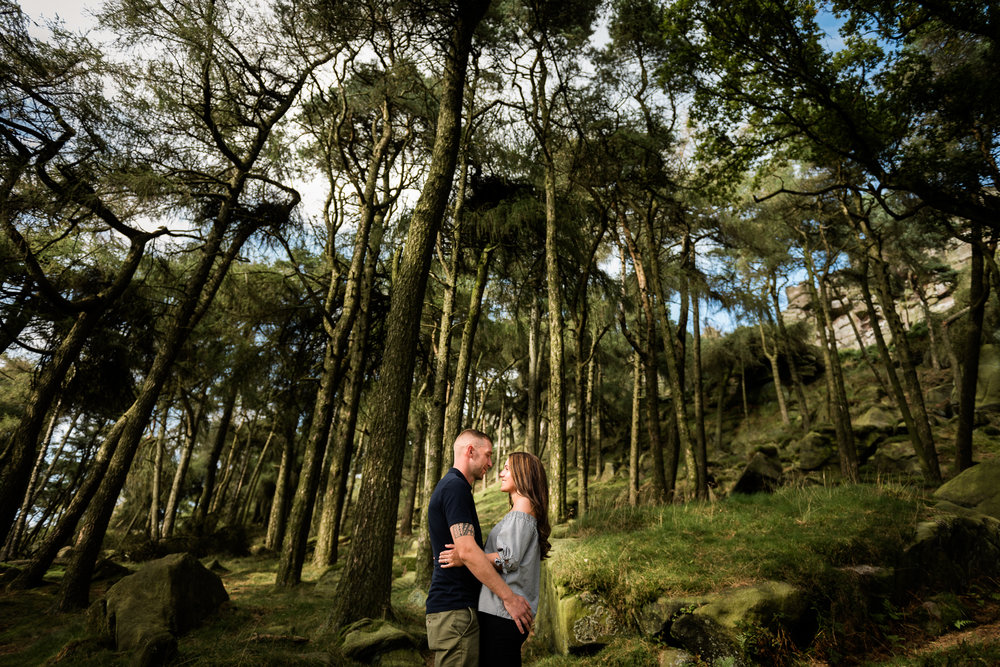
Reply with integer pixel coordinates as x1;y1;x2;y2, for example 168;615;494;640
499;458;517;494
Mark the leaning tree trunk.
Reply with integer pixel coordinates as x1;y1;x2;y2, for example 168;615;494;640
2;399;64;559
275;197;375;586
265;406;299;551
0;223;157;547
759;318;790;426
330;0;491;627
859;223;940;483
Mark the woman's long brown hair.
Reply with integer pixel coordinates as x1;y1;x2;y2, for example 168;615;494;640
508;451;552;560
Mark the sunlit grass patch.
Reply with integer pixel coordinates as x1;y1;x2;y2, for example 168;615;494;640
548;483;930;611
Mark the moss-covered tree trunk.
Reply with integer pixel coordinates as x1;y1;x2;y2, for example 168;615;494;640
415;224;459;589
330;0;491;625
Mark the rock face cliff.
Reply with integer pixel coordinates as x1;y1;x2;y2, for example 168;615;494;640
781;242;969;350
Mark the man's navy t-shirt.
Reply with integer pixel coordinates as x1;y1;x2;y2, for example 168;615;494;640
425;467;483;614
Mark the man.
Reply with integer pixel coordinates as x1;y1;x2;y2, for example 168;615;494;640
425;428;534;666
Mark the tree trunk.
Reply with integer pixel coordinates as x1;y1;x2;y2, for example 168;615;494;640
276;173;382;586
443;245;494;441
691;293;708;500
265;407;299;551
239;423;275;527
415;225;460;589
0;229;155;546
618;212;667;502
399;415;427;537
800;243;857;481
770;276;811;432
162;388;207;538
2;399;64;559
149;410;167;541
593;363;603;482
955;223;988;473
629;352;641;507
816;272;858;481
758;319;790;425
210;417;245;515
330;0;490;626
192;387;237;532
861;222;941;483
526;295;542;457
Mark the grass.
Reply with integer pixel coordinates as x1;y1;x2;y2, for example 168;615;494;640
547;483;930;612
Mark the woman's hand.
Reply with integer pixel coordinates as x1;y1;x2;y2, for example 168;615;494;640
438;544;465;568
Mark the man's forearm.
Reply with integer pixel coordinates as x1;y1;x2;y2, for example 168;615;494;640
458;543;513;601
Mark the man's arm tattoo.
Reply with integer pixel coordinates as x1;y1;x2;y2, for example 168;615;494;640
450;523;475;540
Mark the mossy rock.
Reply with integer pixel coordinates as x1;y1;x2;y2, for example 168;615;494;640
853;405;901;432
341;619;415;662
901;515;1000;592
636;596;706;637
934;461;1000;515
795;431;835;471
691;581;808;632
88;553;227;665
537;567;619;655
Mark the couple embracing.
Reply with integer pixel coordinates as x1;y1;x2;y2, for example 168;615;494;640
425;428;552;667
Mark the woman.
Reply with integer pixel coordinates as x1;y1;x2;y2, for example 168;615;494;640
439;451;551;666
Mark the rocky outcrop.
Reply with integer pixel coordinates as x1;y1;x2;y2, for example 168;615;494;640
88;552;229;666
536;560;620;655
781;242;965;351
538;573;814;664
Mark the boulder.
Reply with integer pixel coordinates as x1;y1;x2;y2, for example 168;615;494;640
867;440;922;476
730;451;784;495
853;406;899;432
668;581;812;664
88;552;229;665
934;461;1000;519
340;618;416;663
669;613;740;664
794;430;835;471
91;558;134;584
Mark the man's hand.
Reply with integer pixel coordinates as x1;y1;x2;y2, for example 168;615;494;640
438;544;464;568
502;592;534;634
